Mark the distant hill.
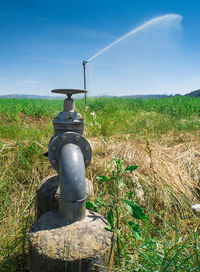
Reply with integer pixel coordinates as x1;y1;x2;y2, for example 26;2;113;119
91;94;181;99
0;93;184;100
0;94;63;99
120;94;181;99
2;90;200;99
185;89;200;97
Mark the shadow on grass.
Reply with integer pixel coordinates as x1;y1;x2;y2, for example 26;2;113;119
0;253;29;272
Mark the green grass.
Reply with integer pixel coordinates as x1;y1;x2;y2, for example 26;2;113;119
84;96;200;136
0;96;200;271
1;96;199;118
0;96;199;138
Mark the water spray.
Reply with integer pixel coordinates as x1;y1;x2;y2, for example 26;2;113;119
87;14;182;62
82;13;182;97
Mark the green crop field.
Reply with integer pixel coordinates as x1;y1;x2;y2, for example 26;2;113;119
0;96;200;271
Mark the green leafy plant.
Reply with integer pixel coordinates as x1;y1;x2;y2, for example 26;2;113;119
87;158;147;259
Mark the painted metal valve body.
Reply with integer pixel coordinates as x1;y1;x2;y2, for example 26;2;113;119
52;93;85;137
48;89;91;224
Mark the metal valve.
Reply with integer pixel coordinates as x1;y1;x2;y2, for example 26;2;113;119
52;89;87;96
48;89;92;170
51;89;87;137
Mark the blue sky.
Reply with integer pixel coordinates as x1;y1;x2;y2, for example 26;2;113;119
0;0;200;96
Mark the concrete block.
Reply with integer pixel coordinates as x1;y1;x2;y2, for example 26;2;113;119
29;209;114;272
36;175;94;218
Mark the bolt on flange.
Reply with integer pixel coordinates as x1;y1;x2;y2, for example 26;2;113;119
48;132;92;171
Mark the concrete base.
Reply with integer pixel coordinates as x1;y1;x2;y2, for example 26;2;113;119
29;209;114;272
36;175;94;218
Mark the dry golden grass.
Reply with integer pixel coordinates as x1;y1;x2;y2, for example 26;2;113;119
0;116;200;271
89;132;200;219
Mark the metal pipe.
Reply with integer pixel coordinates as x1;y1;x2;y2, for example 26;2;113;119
59;143;86;223
82;60;87;105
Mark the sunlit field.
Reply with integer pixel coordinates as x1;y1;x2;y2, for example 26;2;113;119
0;96;200;271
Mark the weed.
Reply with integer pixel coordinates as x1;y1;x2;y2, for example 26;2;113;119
87;159;147;261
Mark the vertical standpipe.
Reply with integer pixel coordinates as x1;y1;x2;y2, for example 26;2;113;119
59;143;86;223
82;60;87;105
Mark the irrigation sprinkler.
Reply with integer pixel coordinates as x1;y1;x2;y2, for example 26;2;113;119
82;60;87;105
82;14;182;100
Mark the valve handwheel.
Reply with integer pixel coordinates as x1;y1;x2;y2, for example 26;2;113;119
52;89;87;97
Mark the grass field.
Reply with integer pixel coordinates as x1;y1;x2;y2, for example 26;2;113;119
0;96;200;271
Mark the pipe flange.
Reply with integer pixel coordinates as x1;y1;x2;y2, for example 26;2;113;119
48;132;92;171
